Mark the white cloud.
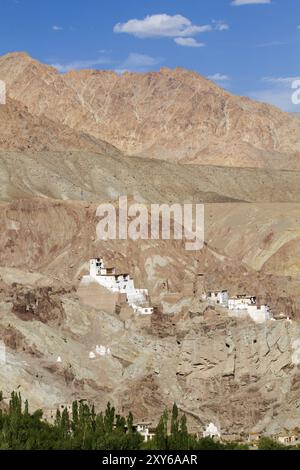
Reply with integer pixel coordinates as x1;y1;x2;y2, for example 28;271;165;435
208;73;230;81
115;53;162;74
216;23;229;31
262;76;300;84
51;57;112;73
52;25;63;31
174;37;205;48
97;49;112;54
257;40;286;47
231;0;271;5
213;20;230;31
114;14;212;38
121;53;161;68
50;52;161;74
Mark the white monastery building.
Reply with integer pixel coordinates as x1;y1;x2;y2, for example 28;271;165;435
203;423;221;440
133;422;155;442
228;295;271;323
207;291;272;324
228;294;256;310
208;290;229;307
245;304;271;323
82;258;153;315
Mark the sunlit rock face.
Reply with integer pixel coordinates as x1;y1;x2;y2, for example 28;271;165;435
1;52;300;170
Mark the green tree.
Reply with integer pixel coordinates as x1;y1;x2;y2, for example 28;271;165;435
104;402;115;433
258;437;288;450
154;409;168;449
127;412;133;433
171;403;179;435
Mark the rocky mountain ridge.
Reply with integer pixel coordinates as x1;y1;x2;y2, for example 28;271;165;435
0;52;300;170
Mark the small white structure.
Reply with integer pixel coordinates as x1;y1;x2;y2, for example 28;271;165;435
133;422;155;443
82;258;153;315
56;356;62;363
203;423;221;440
247;305;271;323
228;295;256;311
276;434;299;445
217;290;229;307
228;295;272;323
95;345;111;356
89;258;116;277
206;285;275;324
208;290;229;307
89;351;96;359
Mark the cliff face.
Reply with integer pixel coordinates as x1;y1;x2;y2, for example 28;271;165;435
0;52;300;169
1;268;300;435
175;311;300;435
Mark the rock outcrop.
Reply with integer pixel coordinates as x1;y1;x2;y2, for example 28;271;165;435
0;51;299;437
1;273;300;435
0;52;300;170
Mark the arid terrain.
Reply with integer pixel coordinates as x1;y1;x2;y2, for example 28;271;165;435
1;52;300;169
0;52;299;436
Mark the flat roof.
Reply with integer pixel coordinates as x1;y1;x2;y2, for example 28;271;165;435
230;295;256;299
97;273;130;277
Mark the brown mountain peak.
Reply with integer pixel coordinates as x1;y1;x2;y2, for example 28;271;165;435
0;52;299;170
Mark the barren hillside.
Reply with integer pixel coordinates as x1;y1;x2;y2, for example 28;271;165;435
0;199;300;434
0;150;299;203
0;198;299;314
0;51;300;436
0;96;121;155
0;52;300;169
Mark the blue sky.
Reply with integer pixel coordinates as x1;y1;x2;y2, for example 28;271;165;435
1;0;300;111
